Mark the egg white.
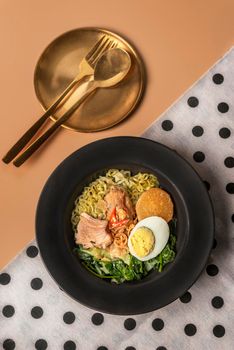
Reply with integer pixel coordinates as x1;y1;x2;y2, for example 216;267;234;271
128;216;170;261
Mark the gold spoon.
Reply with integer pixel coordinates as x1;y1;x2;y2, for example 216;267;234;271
13;48;131;167
2;36;117;164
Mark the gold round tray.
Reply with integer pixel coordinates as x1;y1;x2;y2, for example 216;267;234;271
34;27;145;132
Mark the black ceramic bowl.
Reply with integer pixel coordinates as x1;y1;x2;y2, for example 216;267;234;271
36;137;214;315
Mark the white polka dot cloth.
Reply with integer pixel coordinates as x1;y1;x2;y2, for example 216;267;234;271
1;47;234;350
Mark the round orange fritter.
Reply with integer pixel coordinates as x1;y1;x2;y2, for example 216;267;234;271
136;188;173;222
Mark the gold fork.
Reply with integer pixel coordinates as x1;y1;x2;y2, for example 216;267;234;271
2;35;117;164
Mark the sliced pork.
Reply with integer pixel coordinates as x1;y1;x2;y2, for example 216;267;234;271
76;213;112;249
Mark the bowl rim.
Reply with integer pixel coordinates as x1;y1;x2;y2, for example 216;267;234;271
36;136;214;315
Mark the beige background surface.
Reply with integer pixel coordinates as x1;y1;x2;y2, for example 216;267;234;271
0;0;234;269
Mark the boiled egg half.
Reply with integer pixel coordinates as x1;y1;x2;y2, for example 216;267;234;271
128;216;169;261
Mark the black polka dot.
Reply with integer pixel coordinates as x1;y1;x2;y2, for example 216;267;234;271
31;306;43;319
2;305;15;318
192;126;204;137
31;278;43;290
64;341;76;350
124;318;136;330
125;347;136;350
97;347;108;350
152;318;164;331
232;214;234;222
162;120;173;131
0;273;11;285
156;347;167;350
213;325;225;337
224;157;234;168
226;183;234;194
26;245;38;258
219;127;231;138
203;181;210;191
3;339;15;350
211;296;224;309
180;291;192;303
193;151;205;163
217;102;229;113
91;313;104;325
206;264;219;276
212;73;224;84
187;96;199;107
184;323;197;336
213;238;217;249
35;339;48;350
63;311;75;324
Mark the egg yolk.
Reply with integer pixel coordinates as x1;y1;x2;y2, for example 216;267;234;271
130;227;155;258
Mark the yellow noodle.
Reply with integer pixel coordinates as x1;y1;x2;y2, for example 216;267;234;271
71;169;158;231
